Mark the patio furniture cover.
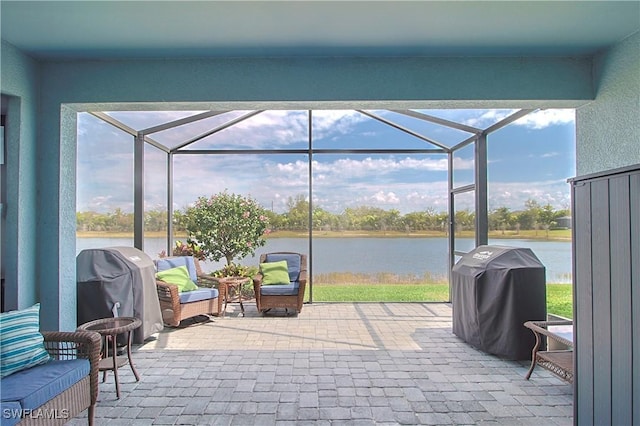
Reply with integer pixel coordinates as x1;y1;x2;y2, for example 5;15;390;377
451;245;546;360
77;247;163;343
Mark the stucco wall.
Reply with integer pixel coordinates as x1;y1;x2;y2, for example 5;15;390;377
0;41;40;313
41;56;593;105
576;31;640;175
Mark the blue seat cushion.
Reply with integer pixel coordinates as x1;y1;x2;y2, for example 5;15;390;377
179;287;219;304
156;257;198;283
0;359;89;413
264;254;301;282
0;400;21;426
260;281;299;296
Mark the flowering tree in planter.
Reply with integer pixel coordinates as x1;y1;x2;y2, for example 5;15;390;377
183;191;270;269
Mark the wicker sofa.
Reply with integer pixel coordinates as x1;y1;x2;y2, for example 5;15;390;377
253;252;307;315
155;256;224;326
0;331;101;426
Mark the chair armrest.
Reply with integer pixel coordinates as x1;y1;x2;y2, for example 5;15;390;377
42;331;102;405
298;270;307;285
524;320;574;348
197;273;219;289
252;274;264;286
157;279;180;300
156;280;181;316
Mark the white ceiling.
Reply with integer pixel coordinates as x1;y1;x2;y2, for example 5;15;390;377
2;1;639;59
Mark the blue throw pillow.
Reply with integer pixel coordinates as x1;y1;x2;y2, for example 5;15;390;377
0;303;51;378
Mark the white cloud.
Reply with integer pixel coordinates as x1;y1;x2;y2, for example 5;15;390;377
462;109;517;128
541;152;561;158
422;108;575;131
311;156;458;178
371;191;400;204
489;180;571;211
512;109;575;130
311;110;368;140
77;109;574;215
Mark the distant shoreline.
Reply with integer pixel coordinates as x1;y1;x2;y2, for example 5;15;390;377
76;229;571;242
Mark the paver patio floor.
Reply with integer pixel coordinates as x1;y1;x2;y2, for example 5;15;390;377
69;302;573;425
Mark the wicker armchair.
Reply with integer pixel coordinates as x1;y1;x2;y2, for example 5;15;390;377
39;331;102;425
253;252;307;315
155;256;224;326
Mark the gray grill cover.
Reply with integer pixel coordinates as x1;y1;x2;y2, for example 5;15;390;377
77;247;163;343
451;245;546;360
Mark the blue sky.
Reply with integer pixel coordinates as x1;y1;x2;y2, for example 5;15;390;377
77;109;575;215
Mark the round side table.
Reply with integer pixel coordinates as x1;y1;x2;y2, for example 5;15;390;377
77;317;142;399
217;277;250;317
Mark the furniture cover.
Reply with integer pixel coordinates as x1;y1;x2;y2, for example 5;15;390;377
253;252;307;315
76;247;164;344
451;245;546;360
155;256;224;326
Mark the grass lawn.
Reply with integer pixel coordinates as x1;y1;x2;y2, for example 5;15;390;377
546;284;573;318
309;283;573;319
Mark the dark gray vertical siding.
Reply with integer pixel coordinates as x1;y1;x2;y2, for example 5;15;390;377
609;176;632;426
571;165;639;426
573;181;593;425
590;179;612;426
631;173;640;426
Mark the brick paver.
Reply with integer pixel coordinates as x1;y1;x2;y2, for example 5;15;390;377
68;303;572;425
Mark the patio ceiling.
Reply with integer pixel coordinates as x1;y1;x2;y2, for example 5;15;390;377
2;1;639;60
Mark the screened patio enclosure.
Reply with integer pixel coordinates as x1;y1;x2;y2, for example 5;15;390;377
81;108;537;302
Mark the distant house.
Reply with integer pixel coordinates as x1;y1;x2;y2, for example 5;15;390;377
556;216;572;229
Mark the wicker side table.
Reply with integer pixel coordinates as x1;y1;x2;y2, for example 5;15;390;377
524;320;574;383
217;277;251;317
77;317;142;398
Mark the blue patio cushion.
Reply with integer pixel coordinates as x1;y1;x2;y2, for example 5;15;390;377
156;256;198;283
178;287;219;304
0;359;89;413
260;282;299;296
0;400;21;426
264;253;301;282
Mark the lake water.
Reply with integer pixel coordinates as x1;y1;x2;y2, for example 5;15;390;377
76;237;572;283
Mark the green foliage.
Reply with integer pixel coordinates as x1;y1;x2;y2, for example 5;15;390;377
454;209;476;231
538;204;558;229
169;240;206;261
210;262;258;279
285;195;309;230
77;196;570;236
489;207;513;233
547;283;573;318
183;191;270;265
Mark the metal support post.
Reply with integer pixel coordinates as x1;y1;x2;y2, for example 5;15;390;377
134;133;145;250
475;133;489;247
448;151;455;302
307;110;313;303
166;153;174;254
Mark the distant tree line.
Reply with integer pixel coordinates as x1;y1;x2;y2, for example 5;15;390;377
77;196;569;235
